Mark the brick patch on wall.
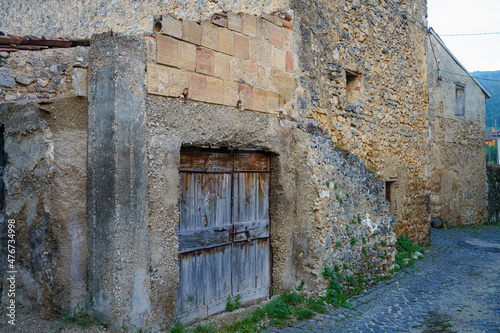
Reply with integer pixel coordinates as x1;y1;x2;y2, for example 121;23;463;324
148;11;294;114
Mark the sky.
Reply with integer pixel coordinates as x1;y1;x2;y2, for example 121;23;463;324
427;0;500;72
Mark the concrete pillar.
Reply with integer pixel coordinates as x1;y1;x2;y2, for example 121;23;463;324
87;32;150;329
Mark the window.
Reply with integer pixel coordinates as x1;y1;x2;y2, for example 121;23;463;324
455;83;465;117
345;70;362;105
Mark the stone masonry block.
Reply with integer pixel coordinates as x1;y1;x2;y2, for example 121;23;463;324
253;88;267;112
72;67;88;97
162;14;182;38
146;63;169;96
182;20;202;45
214;52;231;80
267;91;280;112
169;68;189;97
212;13;228;28
196;48;214;75
243;61;258;87
257;19;271;42
218;28;235;56
241;13;257;37
188;73;207;101
234;33;249;60
201;22;218;50
223;80;239;106
206;76;224;104
157;34;178;67
286;51;293;73
227;12;243;33
230;57;244;82
238;84;253;110
274;15;283;27
178;40;197;71
270;23;283;48
272;46;286;70
283;28;293;50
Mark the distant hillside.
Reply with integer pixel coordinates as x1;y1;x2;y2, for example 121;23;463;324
472;70;500;129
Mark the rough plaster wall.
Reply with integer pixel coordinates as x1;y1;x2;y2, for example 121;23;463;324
292;0;431;244
428;34;487;226
0;0;290;39
0;98;88;316
0;47;89;102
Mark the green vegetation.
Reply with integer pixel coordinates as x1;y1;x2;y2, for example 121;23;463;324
335;193;343;204
392;235;426;272
226;294;242;312
361;237;367;244
336;241;342;248
380;240;387;247
350;237;357;246
51;301;101;333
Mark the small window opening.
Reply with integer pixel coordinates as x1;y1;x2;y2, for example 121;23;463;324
455;83;465;117
345;70;362;105
385;179;398;216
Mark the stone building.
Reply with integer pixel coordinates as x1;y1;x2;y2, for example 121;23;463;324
428;28;489;227
0;0;450;330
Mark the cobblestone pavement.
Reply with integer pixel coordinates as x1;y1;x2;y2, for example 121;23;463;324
266;226;500;333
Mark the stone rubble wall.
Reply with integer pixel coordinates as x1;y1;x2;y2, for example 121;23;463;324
0;47;89;103
0;0;290;39
291;0;431;244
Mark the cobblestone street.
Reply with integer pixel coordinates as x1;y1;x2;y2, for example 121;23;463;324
267;226;500;333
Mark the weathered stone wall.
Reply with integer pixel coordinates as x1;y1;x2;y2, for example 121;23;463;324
487;164;500;222
428;32;488;226
0;98;88;316
0;47;88;103
144;11;397;329
0;0;289;39
0;46;89;318
291;0;431;244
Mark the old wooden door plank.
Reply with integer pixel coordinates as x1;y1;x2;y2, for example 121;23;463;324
232;220;270;242
234;152;270;172
177;224;232;253
180;150;233;172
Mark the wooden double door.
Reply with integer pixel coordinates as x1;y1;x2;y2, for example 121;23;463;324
176;149;271;323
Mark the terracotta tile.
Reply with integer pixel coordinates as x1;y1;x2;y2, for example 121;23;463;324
234;33;249;60
169;68;189;97
212;13;228;28
188;73;207;101
241;13;257;37
161;14;182;38
253;88;267;112
178;40;197;71
272;46;286;70
286;51;293;73
157;34;178;67
147;63;169;96
182;20;202;45
282;19;293;30
227;12;243;33
201;22;218;50
214;52;231;80
218;29;235;56
206;77;224;104
238;84;253;110
196;48;214;75
267;91;280;113
223;80;239;106
270;24;283;48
